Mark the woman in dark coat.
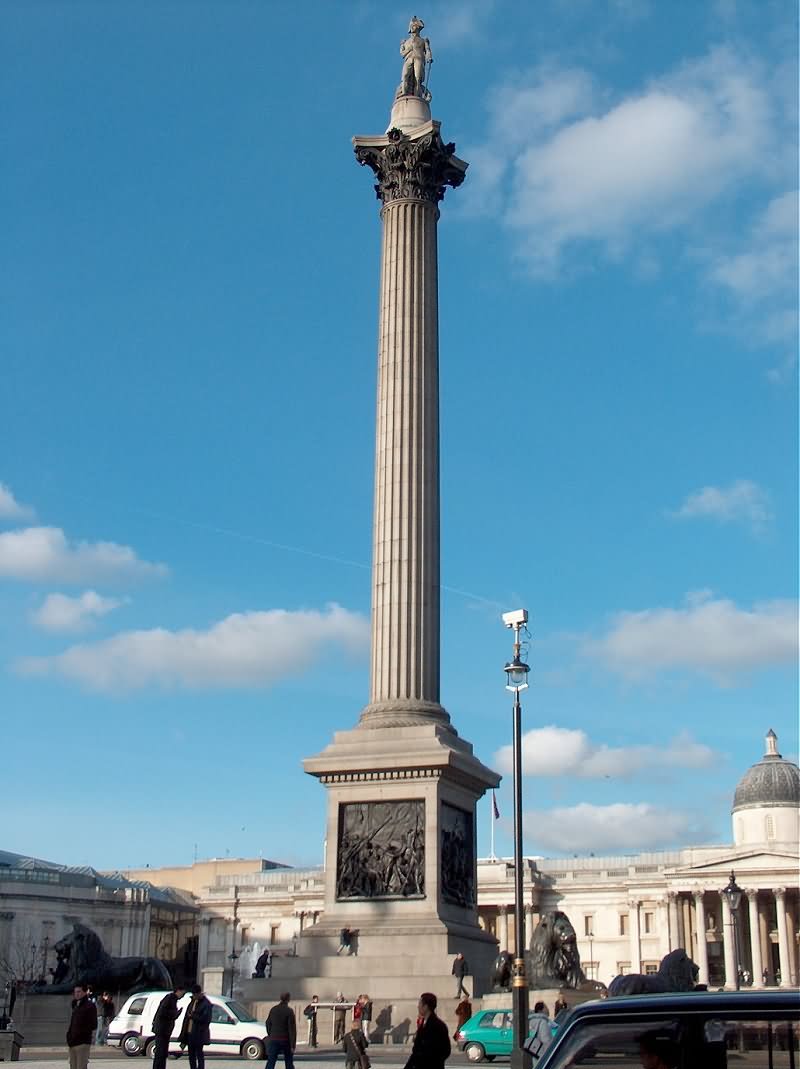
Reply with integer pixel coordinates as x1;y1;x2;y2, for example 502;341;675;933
179;984;213;1069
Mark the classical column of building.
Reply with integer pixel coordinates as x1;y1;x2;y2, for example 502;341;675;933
758;899;771;980
720;893;737;989
682;895;693;955
628;900;642;973
498;905;509;952
746;889;764;988
774;888;790;986
785;897;797;985
667;892;680;951
692;891;709;985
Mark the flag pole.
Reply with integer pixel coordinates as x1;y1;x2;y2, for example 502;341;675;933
490;790;497;861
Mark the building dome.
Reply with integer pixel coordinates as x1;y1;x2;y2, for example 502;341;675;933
732;730;800;812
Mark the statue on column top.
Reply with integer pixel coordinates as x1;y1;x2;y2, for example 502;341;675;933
398;16;432;101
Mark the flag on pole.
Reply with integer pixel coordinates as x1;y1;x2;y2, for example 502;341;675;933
492;790;500;820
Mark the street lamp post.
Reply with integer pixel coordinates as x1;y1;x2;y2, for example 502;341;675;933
503;609;531;1069
588;931;594;981
722;870;743;991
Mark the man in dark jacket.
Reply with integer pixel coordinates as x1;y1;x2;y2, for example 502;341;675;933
67;984;98;1069
265;992;296;1069
179;984;213;1069
152;986;186;1069
451;953;469;998
404;993;450;1069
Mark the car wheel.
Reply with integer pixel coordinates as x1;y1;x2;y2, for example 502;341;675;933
145;1039;158;1059
122;1034;144;1057
241;1039;264;1060
465;1043;486;1063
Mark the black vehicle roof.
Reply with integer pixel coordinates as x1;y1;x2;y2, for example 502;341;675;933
568;989;800;1018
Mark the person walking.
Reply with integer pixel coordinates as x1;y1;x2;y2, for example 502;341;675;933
96;992;115;1045
453;997;472;1041
179;984;213;1069
67;984;98;1069
404;993;450;1069
265;992;297;1069
343;1019;369;1069
337;928;352;955
303;996;319;1048
333;993;348;1044
360;995;372;1040
523;1002;552;1062
451;954;469;999
152;985;186;1069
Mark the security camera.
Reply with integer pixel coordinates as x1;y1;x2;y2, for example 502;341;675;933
502;608;528;628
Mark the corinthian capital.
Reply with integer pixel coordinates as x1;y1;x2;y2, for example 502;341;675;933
355;127;467;205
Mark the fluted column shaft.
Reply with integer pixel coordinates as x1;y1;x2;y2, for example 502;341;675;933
775;888;790;986
628;900;641;973
369;197;441;714
721;895;737;989
747;891;764;987
498;906;509;951
693;891;709;985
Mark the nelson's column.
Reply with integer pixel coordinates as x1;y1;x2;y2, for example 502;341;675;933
302;17;500;994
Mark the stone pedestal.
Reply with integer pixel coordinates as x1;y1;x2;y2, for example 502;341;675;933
0;1031;23;1061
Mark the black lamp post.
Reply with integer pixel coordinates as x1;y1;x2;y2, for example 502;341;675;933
722;870;743;990
503;609;531;1069
588;931;594;981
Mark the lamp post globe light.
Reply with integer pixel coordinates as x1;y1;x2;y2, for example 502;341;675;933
722;870;743;990
503;609;531;1069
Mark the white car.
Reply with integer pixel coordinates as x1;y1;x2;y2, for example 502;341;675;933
107;991;268;1060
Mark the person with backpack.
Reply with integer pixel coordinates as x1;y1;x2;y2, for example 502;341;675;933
303;995;319;1048
343;1019;370;1069
265;993;297;1069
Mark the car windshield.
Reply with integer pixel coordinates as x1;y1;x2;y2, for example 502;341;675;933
540;1014;799;1068
226;1000;256;1022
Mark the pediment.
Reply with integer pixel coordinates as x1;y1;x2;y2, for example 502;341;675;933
667;848;799;883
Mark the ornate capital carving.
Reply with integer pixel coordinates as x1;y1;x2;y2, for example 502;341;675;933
693;889;706;902
355;128;466;205
774;887;787;899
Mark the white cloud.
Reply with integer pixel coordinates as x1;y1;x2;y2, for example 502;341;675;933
18;603;369;691
670;479;772;534
525;802;712;854
710;191;797;301
430;0;497;47
494;726;717;779
465;46;795;329
0;483;34;523
31;591;126;634
585;593;798;682
506;49;772;269
0;526;167;584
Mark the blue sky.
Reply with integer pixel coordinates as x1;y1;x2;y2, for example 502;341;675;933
2;0;797;871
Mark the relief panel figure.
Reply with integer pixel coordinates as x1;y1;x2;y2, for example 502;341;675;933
336;800;425;899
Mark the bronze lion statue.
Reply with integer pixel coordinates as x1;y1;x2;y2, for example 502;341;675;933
41;924;172;994
527;911;586;989
491;950;514;991
608;948;699;996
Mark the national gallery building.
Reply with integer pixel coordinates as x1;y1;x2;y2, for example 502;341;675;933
3;732;798;994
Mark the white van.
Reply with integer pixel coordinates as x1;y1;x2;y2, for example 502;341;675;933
107;991;268;1060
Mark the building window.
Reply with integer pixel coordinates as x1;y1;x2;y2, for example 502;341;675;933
617;962;631;975
584;915;594;937
643;961;659;974
270;924;280;945
619;913;629;936
644;911;654;934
